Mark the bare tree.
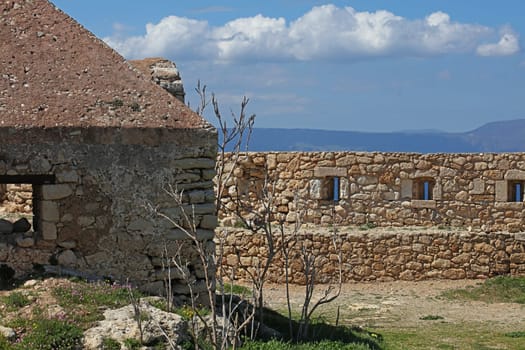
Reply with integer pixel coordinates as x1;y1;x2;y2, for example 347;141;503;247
193;81;255;217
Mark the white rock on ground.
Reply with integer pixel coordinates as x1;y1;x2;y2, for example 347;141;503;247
83;297;187;349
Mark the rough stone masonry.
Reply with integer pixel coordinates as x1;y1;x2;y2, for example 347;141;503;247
217;152;525;282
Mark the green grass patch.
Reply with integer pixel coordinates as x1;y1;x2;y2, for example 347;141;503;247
222;282;252;296
52;280;143;327
259;307;383;349
241;339;378;350
441;276;525;304
378;322;525;350
3;318;83;350
101;337;121;350
0;291;31;311
504;331;525;338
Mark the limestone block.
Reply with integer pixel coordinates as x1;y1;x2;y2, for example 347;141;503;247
41;184;73;200
200;215;217;230
495;181;507;202
439;167;457;177
58;240;76;249
16;236;34;248
29;158;51;173
442;268;466;279
432;183;442;200
314;167;347;177
77;216;95;227
309;179;322;199
400;179;412;199
411;200;436;209
431;258;452;269
41;201;60;222
505;170;525;180
357;175;377;186
127;219;154;232
455;191;468;201
414;169;437;178
340;177;349;199
470;179;485;195
171;158;215;169
55;170;79;183
42;221;57;240
57;250;77;267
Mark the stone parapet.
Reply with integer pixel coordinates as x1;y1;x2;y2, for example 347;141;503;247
220;152;525;232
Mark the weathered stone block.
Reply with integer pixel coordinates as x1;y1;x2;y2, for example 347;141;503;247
495;181;508;202
41;201;60;222
505;170;525;180
411;200;436;209
41;184;73;200
313;167;347;177
400;179;412;199
42;221;57;240
470;179;485;195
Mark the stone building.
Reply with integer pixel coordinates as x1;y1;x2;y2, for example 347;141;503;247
0;0;217;297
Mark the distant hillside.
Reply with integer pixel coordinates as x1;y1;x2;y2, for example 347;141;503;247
241;119;525;153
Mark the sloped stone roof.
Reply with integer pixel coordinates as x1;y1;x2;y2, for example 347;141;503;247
0;0;207;129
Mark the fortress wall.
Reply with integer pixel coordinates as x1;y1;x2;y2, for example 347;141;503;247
218;227;525;283
220;152;525;232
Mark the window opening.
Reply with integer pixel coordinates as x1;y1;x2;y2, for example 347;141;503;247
0;175;55;233
413;178;435;200
508;181;524;202
333;177;340;202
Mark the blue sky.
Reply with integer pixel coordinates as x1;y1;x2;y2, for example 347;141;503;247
52;1;525;132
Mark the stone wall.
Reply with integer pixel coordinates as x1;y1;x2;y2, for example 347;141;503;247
220;152;525;232
0;127;216;298
218;227;525;283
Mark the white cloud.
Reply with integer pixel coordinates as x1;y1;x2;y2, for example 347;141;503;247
476;29;520;57
104;5;520;62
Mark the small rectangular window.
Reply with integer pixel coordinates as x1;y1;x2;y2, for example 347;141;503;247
333;177;340;202
508;181;525;202
413;178;435;200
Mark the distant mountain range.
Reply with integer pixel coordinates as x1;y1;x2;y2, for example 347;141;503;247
242;119;525;153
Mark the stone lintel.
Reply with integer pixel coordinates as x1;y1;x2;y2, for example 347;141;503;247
505;170;525;180
313;167;347;177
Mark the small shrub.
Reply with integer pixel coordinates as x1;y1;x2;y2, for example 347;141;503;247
419;315;444;321
109;98;124;108
123;338;142;349
174;304;210;321
359;223;376;231
101;337;121;350
233;220;249;229
129;102;141;112
504;331;525;338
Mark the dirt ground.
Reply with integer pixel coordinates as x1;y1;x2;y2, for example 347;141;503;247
263;279;525;331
